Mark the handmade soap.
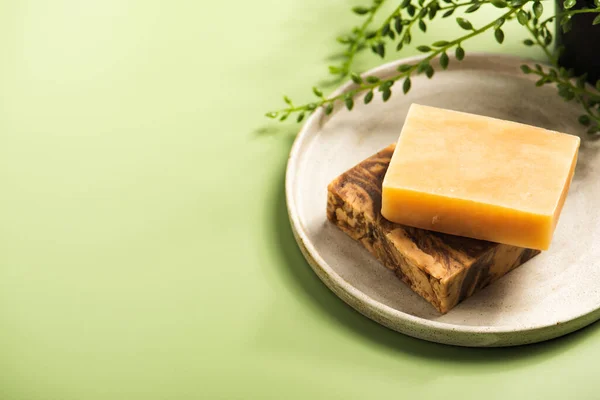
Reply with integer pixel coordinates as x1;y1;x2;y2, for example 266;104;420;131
327;144;540;314
381;104;580;251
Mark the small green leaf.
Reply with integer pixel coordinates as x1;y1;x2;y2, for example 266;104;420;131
400;0;411;8
382;89;392;101
417;45;431;52
350;73;363;84
456;17;473;30
418;19;427;32
404;32;412;44
329;66;342;74
440;52;449;69
297;112;305;122
562;18;572;33
396;41;404;51
336;36;351;44
397;64;412;72
535;78;546;87
533;1;543;18
594;14;600;25
432;40;450;47
366;76;380;83
494;18;505;29
442;9;454;18
417;62;429;74
372;42;385;58
559;67;568;78
407;5;416;16
517;10;529;25
365;30;377;39
345;96;354;110
284;96;292;105
455;46;465;61
520;65;531;74
313;87;323;97
265;112;277;119
549;69;558;79
418;0;425;6
535;64;543;72
544;34;552;45
426;65;435;78
523;39;535;46
395;16;404;34
465;4;480;13
352;6;371;15
325;103;334;115
563;0;576;9
279;113;288;121
577;74;587;89
562;89;575;101
494;29;504;44
561;14;572;25
491;0;507;7
364;90;374;104
403;77;411;94
381;23;391;36
579;115;591;126
418;8;427;18
428;6;438;19
381;80;394;90
306;103;317;111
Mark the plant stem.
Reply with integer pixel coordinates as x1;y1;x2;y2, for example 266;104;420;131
371;3;404;42
562;7;600;16
523;20;557;64
340;0;387;76
529;70;600;100
528;69;600;128
539;6;600;26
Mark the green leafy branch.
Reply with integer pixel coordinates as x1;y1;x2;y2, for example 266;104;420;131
331;0;499;77
517;0;600;134
267;1;522;122
521;64;600;133
266;0;600;136
330;0;388;77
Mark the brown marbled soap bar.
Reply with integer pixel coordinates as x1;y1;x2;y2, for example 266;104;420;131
327;144;540;314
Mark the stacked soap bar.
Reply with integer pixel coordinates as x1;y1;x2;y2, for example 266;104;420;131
327;144;540;314
382;104;580;250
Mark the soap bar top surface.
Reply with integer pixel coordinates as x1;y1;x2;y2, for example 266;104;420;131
381;104;580;250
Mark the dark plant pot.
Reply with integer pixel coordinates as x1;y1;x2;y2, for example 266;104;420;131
556;0;600;83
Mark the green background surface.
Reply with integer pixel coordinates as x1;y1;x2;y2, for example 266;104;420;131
0;1;596;399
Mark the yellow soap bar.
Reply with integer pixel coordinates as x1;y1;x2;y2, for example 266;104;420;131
381;104;580;250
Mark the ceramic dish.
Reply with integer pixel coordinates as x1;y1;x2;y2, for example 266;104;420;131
286;53;600;347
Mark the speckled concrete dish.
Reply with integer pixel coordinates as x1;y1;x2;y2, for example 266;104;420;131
286;53;600;347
